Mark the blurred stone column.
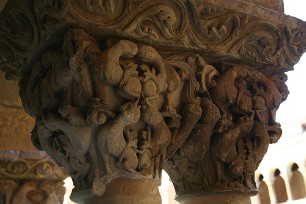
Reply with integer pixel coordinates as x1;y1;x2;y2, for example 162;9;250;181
0;73;67;204
0;151;67;204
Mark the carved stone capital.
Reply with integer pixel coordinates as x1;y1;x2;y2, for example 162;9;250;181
18;28;203;202
164;65;287;200
0;150;67;204
0;0;306;203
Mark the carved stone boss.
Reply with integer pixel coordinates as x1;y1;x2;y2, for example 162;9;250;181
0;0;306;203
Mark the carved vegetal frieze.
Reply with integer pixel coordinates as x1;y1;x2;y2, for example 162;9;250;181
0;179;65;204
165;65;288;197
1;0;306;80
0;151;67;180
0;151;66;204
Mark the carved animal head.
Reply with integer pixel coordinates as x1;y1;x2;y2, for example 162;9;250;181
137;45;163;65
120;101;141;124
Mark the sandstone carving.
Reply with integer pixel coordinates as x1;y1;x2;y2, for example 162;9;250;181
19;29;203;202
0;151;67;204
165;66;285;197
1;0;306;80
1;0;306;203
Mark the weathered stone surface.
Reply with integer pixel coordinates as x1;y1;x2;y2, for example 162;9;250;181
0;150;67;204
244;0;284;12
164;65;286;198
0;0;306;203
83;178;161;204
0;72;36;151
19;29;202;202
178;194;251;204
0;0;305;80
0;107;35;150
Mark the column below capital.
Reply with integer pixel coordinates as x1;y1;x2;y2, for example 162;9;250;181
177;194;251;204
81;177;161;204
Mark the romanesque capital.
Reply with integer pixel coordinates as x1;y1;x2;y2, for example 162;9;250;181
0;0;306;203
0;150;67;204
164;65;287;200
19;28;202;202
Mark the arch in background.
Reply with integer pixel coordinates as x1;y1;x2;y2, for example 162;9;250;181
257;174;271;204
272;168;288;203
289;163;306;200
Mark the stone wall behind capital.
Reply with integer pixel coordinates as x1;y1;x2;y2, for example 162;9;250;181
0;72;36;151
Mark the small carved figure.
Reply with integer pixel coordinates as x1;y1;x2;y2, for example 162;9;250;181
41;113;93;157
166;103;202;158
137;45;181;123
70;30;141;100
181;97;221;161
234;77;253;115
210;66;249;114
120;129;139;173
141;100;172;179
211;115;254;184
251;121;270;168
137;130;153;169
97;101;140;175
95;40;141;99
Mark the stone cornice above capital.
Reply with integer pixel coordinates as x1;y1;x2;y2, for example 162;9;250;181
0;0;306;79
